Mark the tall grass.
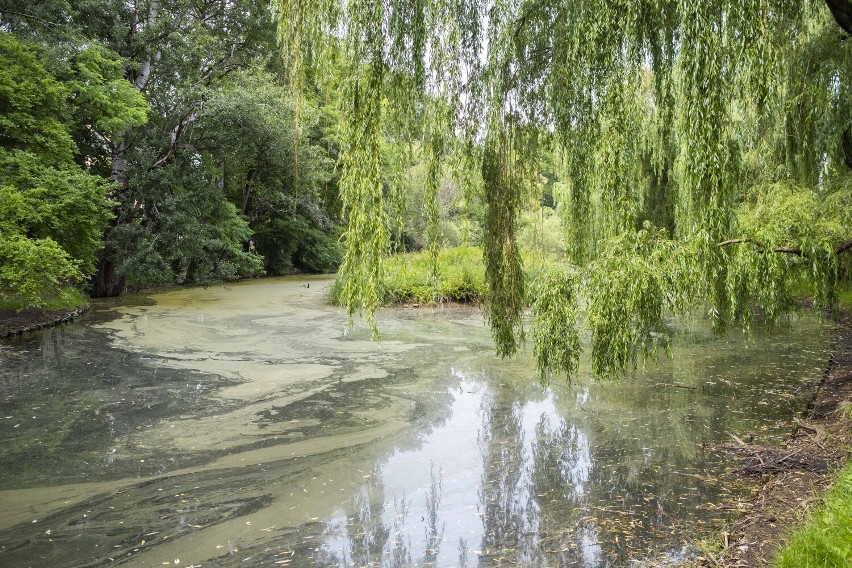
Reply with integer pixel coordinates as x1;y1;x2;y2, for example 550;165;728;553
329;246;560;306
775;461;852;568
381;247;486;304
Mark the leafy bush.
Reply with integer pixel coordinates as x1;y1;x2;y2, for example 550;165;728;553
112;155;265;287
0;236;82;307
0;151;113;272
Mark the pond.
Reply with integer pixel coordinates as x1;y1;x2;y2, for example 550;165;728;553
0;276;833;567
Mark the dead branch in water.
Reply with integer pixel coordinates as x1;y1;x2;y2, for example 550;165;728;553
712;436;841;476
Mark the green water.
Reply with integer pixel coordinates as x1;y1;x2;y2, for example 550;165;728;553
0;276;833;566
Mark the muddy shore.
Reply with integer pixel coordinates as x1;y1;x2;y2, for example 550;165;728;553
714;315;852;567
0;306;88;339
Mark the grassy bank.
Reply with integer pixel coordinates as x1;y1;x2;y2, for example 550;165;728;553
774;286;851;568
775;459;852;567
329;246;558;306
0;287;90;337
381;246;486;304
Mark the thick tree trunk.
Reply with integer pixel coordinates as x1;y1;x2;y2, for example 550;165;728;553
842;127;852;170
91;246;126;297
825;0;852;35
90;135;131;298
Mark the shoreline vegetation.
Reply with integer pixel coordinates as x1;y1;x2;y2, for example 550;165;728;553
328;246;557;306
0;286;90;338
776;460;852;567
2;255;851;566
714;314;852;567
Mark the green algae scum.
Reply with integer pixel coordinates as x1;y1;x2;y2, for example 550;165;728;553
0;276;833;567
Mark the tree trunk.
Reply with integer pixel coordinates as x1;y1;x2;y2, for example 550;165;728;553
825;0;852;35
90;135;131;298
842;127;852;171
90;1;159;298
91;245;126;297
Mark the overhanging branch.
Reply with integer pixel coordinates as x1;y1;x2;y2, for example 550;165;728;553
718;238;852;257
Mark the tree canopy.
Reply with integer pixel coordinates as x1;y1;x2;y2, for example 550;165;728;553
0;31;146;306
276;0;852;379
1;0;345;303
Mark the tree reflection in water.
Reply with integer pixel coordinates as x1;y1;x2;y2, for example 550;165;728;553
476;394;534;563
474;389;606;566
319;466;445;566
312;366;784;566
319;469;388;566
423;466;446;564
529;415;603;566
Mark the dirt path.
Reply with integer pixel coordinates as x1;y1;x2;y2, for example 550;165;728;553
714;315;852;567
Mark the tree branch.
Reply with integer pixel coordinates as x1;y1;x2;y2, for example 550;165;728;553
145;48;241;171
718;238;804;256
2;10;63;28
147;110;198;170
719;238;852;257
825;0;852;35
132;0;160;91
836;239;852;255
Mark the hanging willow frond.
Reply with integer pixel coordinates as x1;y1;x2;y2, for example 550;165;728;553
277;0;852;377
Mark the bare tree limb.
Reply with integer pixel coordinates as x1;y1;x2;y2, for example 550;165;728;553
147;110;198;170
836;238;852;255
132;0;160;91
1;10;63;28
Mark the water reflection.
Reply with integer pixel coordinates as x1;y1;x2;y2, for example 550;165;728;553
0;277;834;567
305;345;822;568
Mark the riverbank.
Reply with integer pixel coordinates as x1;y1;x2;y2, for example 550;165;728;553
0;285;90;339
0;306;89;339
713;314;852;567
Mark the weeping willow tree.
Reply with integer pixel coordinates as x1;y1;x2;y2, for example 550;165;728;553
275;0;852;379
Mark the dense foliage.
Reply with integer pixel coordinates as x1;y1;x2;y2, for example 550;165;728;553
0;1;344;304
0;32;145;306
277;0;852;380
3;1;850;382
